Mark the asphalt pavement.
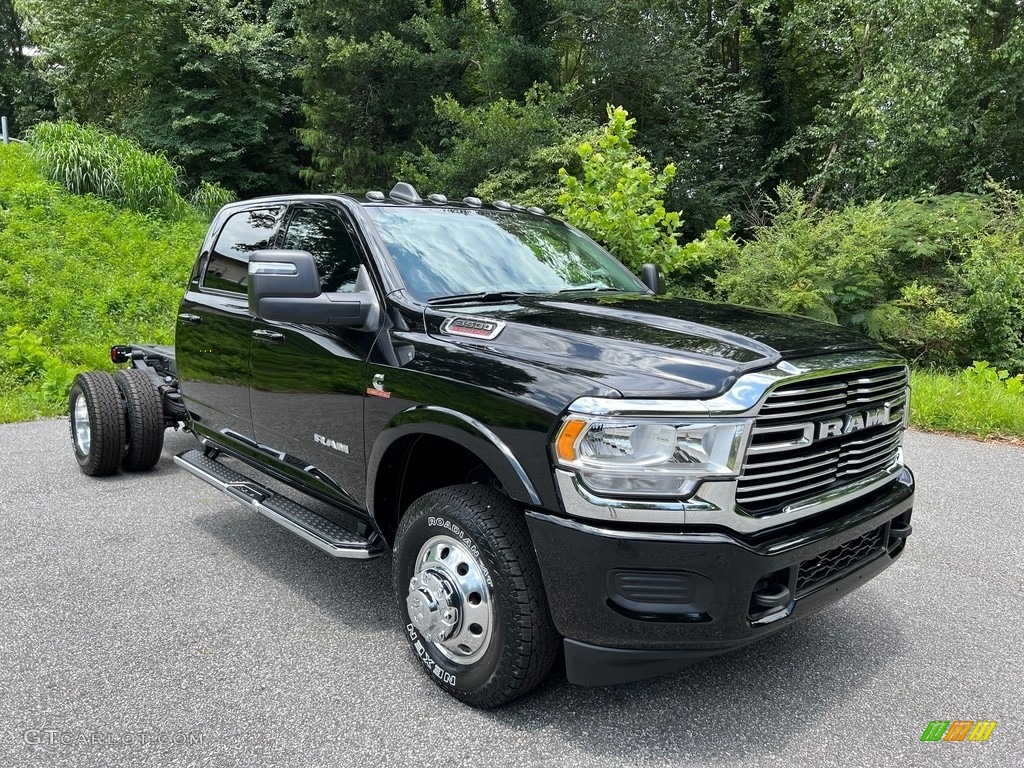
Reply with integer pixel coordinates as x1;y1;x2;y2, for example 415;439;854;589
0;420;1021;767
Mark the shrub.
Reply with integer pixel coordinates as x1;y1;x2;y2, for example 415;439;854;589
401;85;599;212
558;106;692;276
964;360;1024;396
910;363;1024;438
25;121;233;220
709;184;1024;369
0;327;79;415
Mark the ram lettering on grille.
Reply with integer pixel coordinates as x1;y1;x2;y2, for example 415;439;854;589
736;366;908;516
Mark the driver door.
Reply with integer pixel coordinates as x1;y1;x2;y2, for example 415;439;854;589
248;203;377;509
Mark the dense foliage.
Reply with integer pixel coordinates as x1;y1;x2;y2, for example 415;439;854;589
3;0;1024;427
0;143;206;420
702;184;1024;370
12;0;302;196
27;121;234;218
7;1;1021;232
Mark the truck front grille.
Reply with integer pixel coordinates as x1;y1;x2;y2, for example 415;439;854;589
736;366;908;515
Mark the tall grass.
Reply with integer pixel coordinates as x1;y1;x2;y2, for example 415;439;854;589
910;369;1024;438
0;142;208;421
25;121;233;220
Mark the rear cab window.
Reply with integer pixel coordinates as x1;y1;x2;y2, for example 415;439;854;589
201;208;282;294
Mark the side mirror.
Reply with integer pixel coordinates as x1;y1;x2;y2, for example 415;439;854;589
640;263;664;294
248;250;381;331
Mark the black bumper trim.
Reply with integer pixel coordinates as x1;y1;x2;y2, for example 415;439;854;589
564;639;720;686
527;468;914;683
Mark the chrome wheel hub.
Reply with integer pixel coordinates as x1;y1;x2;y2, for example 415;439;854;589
73;395;91;455
406;534;494;665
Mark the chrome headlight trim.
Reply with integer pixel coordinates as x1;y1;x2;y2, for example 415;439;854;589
553;414;754;497
553;351;911;530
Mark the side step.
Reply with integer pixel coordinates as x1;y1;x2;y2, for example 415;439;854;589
174;449;384;560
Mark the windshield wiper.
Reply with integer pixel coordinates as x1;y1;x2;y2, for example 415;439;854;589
557;285;622;293
427;291;529;306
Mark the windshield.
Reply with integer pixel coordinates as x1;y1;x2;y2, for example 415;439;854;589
365;207;647;302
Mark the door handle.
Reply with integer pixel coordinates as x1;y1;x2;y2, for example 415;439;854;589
252;329;285;344
177;313;202;325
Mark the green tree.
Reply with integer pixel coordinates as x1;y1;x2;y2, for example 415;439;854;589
558;106;688;273
295;0;470;191
125;0;302;195
400;84;598;208
468;0;557;98
551;0;766;236
17;0;302;195
775;0;1024;205
0;0;53;133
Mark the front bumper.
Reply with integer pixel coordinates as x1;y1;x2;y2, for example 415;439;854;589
526;467;914;686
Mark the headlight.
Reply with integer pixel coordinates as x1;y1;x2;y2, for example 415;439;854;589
554;412;753;497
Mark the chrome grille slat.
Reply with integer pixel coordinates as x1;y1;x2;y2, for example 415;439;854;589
848;393;903;403
839;448;898;469
736;466;838;495
737;365;908;515
850;370;906;384
849;370;906;386
741;456;840;480
848;378;905;392
838;455;895;477
760;392;849;409
742;450;839;471
754;402;858;421
736;477;836;504
841;433;901;458
842;423;903;446
764;381;849;396
847;389;906;405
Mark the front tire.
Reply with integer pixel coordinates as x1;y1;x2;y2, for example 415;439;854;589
69;372;125;476
393;485;559;708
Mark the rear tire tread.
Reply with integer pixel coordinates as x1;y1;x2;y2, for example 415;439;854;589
114;368;165;471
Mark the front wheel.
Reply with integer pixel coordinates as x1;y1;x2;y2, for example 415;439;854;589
393;485;559;708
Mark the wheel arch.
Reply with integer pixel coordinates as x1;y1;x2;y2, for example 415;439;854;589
367;406;543;546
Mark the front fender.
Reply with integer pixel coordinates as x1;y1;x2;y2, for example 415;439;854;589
366;405;544;511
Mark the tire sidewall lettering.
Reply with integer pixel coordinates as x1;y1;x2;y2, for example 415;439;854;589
398;511;504;690
425;515;493;588
406;616;463;687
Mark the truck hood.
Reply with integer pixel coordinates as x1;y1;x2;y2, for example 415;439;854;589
427;294;880;399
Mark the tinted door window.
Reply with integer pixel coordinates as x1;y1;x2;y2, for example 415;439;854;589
282;207;362;292
203;208;281;294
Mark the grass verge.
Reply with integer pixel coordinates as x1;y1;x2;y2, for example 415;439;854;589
0;142;207;422
910;369;1024;439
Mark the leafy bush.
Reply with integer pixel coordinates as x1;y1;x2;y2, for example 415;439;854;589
0;327;79;415
558;106;688;274
708;184;1024;369
0;142;206;420
964;361;1024;396
26;121;233;220
400;85;598;211
911;365;1024;438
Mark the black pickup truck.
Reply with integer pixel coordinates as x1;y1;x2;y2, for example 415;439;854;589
68;182;915;708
